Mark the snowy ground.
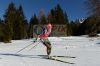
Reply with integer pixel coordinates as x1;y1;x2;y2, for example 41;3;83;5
0;36;100;66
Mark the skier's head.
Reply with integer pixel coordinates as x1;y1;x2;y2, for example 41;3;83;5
47;22;52;29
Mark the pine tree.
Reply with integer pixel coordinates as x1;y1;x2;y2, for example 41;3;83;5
40;15;47;24
38;9;47;24
0;19;4;41
80;16;100;36
55;4;66;24
28;14;39;38
84;0;100;35
50;4;68;24
3;2;16;42
50;9;57;24
30;14;39;25
17;5;28;39
85;0;100;16
50;4;70;36
64;12;71;35
64;12;69;24
13;5;28;39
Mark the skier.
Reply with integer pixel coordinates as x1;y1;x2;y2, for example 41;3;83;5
39;21;52;58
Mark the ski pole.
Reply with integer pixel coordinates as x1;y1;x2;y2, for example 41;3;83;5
28;41;40;51
16;42;35;54
28;36;41;51
16;38;38;54
16;37;39;54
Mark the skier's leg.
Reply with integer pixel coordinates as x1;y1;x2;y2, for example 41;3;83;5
46;43;51;59
47;43;51;55
42;39;52;56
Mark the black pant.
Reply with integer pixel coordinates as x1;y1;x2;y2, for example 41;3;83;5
41;39;51;55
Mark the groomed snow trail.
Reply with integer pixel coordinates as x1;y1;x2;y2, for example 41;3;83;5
0;36;100;66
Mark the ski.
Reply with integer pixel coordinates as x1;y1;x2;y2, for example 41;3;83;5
45;56;75;64
38;55;76;58
51;55;76;58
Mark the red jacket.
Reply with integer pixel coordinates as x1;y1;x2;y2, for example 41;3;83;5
40;23;52;40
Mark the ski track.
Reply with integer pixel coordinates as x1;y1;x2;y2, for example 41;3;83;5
0;36;100;66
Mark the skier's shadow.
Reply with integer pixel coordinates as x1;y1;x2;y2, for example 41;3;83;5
96;42;100;44
0;53;47;59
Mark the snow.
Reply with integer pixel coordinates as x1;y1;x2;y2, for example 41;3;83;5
0;36;100;66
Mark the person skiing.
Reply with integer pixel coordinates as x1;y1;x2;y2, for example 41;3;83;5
39;21;52;57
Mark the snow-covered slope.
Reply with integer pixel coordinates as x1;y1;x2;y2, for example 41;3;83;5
0;36;100;66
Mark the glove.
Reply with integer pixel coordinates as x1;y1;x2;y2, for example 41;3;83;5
33;38;37;43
